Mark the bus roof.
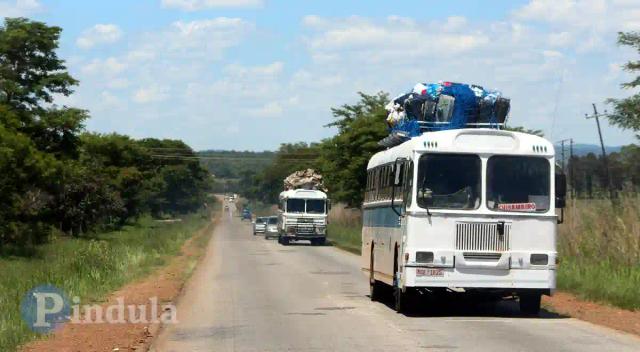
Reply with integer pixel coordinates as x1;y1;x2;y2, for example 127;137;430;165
279;189;328;200
368;128;554;169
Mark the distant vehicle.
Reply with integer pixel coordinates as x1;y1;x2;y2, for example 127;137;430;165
253;217;267;235
241;209;252;221
362;128;566;315
224;205;229;210
264;216;279;239
278;189;329;246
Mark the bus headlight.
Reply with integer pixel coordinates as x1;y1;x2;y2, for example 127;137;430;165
315;227;326;234
416;251;434;263
530;254;549;265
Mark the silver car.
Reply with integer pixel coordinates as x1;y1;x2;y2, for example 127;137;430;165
253;217;267;236
264;216;279;239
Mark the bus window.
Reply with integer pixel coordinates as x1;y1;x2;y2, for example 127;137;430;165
417;154;481;210
403;161;414;207
306;199;326;214
487;156;550;212
286;199;305;213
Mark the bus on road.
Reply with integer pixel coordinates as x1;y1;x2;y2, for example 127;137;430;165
362;128;567;314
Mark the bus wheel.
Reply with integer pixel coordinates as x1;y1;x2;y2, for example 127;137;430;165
281;237;290;246
519;292;541;315
394;286;408;313
369;250;382;301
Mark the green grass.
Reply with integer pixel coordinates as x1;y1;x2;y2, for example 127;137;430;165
0;212;211;351
557;258;640;310
557;195;640;310
327;222;362;254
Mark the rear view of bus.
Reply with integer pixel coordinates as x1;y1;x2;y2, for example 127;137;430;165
362;129;567;315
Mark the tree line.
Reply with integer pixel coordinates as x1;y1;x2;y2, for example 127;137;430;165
0;18;211;248
239;30;640;207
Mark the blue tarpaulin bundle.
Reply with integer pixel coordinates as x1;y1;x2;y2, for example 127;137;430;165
385;81;510;138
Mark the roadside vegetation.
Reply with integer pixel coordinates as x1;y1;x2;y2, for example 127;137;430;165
0;211;212;351
0;18;212;250
557;196;640;310
327;206;362;254
0;17;214;351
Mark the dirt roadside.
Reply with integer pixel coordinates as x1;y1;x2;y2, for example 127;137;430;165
543;292;640;337
20;216;217;352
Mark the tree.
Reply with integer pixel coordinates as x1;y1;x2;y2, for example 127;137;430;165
319;92;389;206
0;18;77;112
607;31;640;135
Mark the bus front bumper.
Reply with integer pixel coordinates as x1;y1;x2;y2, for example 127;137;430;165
403;267;556;291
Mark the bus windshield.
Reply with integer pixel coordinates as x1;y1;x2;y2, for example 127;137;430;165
306;199;326;214
417;154;481;210
286;199;305;213
487;156;550;212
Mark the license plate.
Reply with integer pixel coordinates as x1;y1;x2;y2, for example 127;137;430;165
416;268;444;277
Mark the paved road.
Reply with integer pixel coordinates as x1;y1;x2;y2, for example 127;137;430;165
152;208;640;352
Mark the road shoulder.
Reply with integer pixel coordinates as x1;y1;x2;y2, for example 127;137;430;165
20;217;217;352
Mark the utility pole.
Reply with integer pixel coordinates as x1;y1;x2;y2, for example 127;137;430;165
556;138;573;197
561;140;566;174
569;139;574;197
585;104;614;199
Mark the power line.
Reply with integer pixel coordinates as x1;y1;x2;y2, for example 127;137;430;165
150;155;317;162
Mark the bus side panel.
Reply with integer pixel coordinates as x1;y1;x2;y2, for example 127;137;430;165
363;206;404;286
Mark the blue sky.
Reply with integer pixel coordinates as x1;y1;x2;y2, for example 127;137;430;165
2;0;639;150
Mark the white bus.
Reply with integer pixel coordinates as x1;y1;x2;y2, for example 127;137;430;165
361;128;567;314
277;189;329;246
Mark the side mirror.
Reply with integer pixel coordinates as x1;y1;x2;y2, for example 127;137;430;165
555;174;567;209
418;188;433;200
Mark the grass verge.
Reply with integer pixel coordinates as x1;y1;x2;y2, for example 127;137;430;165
0;212;211;351
327;223;361;254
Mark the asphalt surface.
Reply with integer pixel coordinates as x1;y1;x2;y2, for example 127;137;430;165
152;207;640;352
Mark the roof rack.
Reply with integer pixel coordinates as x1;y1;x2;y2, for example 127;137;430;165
378;121;506;148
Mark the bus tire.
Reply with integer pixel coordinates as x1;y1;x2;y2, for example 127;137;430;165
281;237;290;246
370;280;383;302
392;245;409;313
315;238;326;246
394;286;407;313
519;292;541;315
369;246;382;302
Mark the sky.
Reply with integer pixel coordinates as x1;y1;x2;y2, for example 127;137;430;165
2;0;640;151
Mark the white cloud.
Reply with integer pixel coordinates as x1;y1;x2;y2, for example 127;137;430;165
161;0;262;11
163;18;253;59
132;85;169;104
69;3;640;150
305;16;489;64
81;57;127;76
0;0;41;17
224;61;283;77
247;101;283;118
514;0;640;52
76;24;123;49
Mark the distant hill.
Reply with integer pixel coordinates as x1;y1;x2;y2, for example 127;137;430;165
554;144;623;158
197;150;276;179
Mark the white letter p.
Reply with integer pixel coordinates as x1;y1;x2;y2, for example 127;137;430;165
33;292;64;328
